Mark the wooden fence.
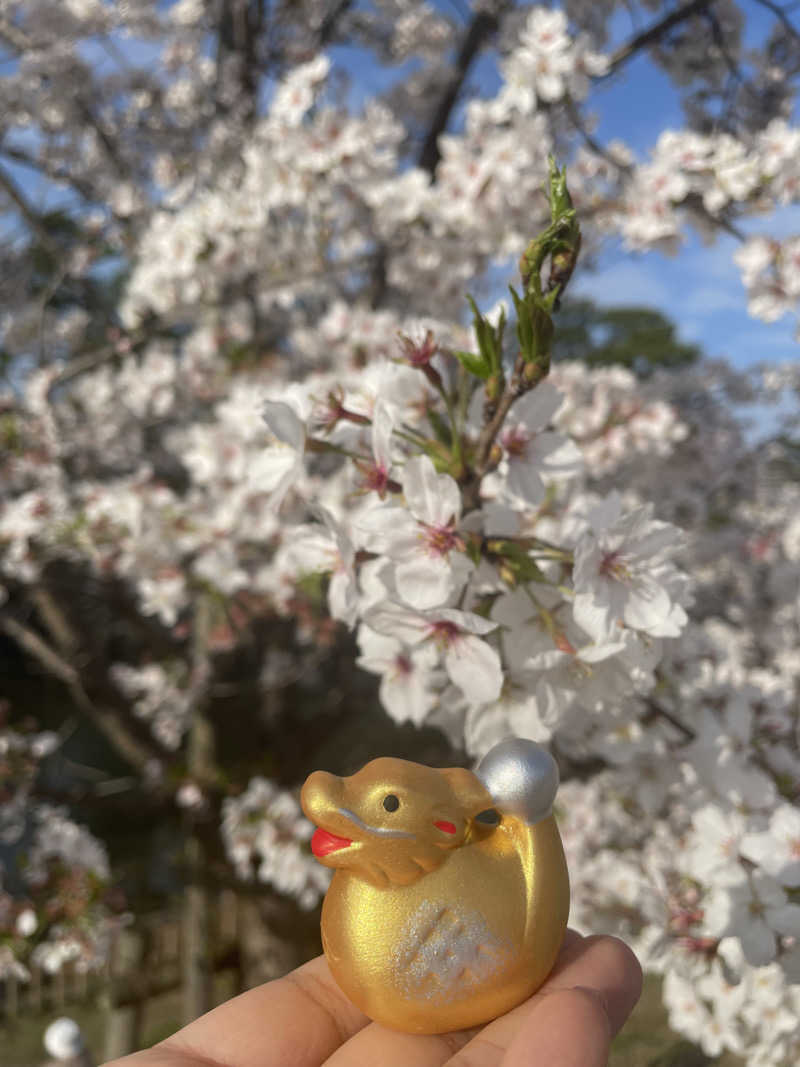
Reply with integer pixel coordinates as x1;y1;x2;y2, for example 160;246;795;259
1;889;246;1063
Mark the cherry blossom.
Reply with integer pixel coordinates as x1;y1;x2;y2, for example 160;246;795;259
356;455;474;610
365;602;503;705
741;807;800;889
494;383;582;505
702;873;800;967
356;626;441;725
261;400;308;511
572;493;688;641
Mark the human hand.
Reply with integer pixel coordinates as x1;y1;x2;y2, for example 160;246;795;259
104;929;642;1067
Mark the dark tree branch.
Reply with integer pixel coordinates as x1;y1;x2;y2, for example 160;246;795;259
214;0;266;122
0;613;166;774
606;0;716;74
46;338;127;396
317;0;353;46
565;100;747;243
0;164;59;257
1;145;99;206
73;97;131;182
684;192;747;241
703;6;749;96
369;5;506;308
417;8;503;176
643;697;697;741
0;17;37;53
0;16;131;186
564;97;633;174
750;0;800;43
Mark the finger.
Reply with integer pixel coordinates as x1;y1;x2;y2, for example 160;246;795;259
440;934;642;1067
321;930;585;1067
502;935;643;1067
321;1022;479;1067
103;955;370;1067
544;933;643;1036
504;986;613;1067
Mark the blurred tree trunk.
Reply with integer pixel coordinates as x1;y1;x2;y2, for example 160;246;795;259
102;928;146;1060
182;833;213;1024
181;595;216;1024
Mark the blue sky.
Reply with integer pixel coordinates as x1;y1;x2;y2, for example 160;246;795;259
572;225;800;371
568;5;800;370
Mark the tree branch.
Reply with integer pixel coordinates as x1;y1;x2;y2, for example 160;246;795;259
565;99;747;243
368;5;506;308
73;97;131;182
564;97;633;175
182;593;217;1024
470;347;550;486
0;164;60;257
606;0;715;74
0;16;38;54
0;16;131;185
0;145;98;207
46;337;129;398
0;613;164;774
750;0;800;44
31;585;79;656
417;8;503;176
317;0;353;46
642;697;696;741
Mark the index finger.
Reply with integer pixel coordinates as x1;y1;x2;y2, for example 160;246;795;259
103;955;370;1067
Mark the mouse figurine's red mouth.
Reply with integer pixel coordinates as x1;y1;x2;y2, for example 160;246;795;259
311;827;353;857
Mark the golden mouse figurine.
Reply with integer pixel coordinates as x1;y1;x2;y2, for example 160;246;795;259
301;737;569;1034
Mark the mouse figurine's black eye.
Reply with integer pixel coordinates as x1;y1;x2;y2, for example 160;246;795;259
475;808;501;826
383;794;400;812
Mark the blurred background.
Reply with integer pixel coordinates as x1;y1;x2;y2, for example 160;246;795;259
2;1;799;1065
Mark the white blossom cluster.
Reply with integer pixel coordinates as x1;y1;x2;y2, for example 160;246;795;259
0;727;58;844
552;465;800;1064
549;363;689;476
221;777;331;910
597;119;800;279
735;235;800;332
110;662;191;750
0;795;115;978
501;6;609;110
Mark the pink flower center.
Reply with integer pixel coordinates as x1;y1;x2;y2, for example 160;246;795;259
420;521;463;558
360;461;389;495
398;329;438;367
599;549;630;582
394;653;413;677
428;620;461;648
314;389;346;432
501;425;530;458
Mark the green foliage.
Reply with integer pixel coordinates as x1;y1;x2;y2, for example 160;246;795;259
554;298;701;376
453;295;505;381
0;412;21;451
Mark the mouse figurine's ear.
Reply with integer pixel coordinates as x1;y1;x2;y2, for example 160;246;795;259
475;738;559;825
437;765;495;814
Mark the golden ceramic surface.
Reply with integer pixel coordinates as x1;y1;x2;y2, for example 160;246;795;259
301;738;570;1034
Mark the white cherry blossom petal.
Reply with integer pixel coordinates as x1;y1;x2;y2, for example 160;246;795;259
443;634;503;705
402;455;461;526
394;554;456;610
